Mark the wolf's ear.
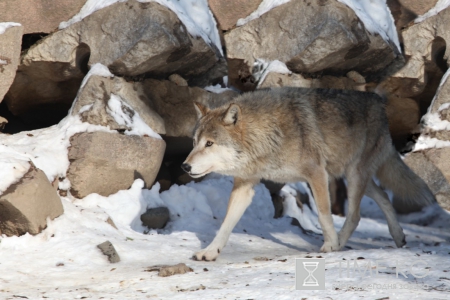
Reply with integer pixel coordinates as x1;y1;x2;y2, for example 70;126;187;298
194;102;209;119
223;103;241;125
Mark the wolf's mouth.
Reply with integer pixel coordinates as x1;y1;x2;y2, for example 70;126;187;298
189;167;212;178
189;172;206;178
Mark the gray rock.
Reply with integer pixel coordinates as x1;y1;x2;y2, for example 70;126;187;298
97;241;120;263
67;132;165;198
141;79;238;137
0;25;23;103
0;164;64;236
147;263;193;277
70;74;166;134
141;207;170;229
0;0;87;34
225;0;401;90
5;0;225;116
208;0;262;30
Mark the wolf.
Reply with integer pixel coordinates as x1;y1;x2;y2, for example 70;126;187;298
182;87;435;261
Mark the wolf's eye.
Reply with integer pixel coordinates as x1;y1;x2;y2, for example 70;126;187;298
205;141;213;147
193;139;197;147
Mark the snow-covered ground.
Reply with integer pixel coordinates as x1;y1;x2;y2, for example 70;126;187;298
0;172;449;299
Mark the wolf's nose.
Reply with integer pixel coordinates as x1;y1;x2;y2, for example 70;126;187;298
181;163;191;173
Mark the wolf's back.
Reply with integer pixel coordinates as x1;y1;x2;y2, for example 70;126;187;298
376;147;435;213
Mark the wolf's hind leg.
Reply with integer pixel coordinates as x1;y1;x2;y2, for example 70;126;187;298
193;178;257;261
365;180;406;247
307;167;339;252
337;168;368;249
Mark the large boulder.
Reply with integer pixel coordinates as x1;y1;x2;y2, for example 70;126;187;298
387;6;450;112
387;0;439;33
403;64;450;211
0;0;87;34
141;79;238;137
208;0;262;30
0;163;64;236
71;72;166;135
67;131;165;198
225;0;401;90
259;72;366;91
0;24;23;103
5;0;225;117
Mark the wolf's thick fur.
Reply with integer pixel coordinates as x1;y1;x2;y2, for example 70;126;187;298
183;87;435;261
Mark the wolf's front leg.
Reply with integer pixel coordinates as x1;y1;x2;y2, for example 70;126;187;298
193;177;257;261
307;167;339;252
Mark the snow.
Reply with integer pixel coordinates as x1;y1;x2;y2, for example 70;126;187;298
107;93;161;138
0;174;449;299
203;84;232;94
252;59;292;87
59;0;222;55
414;67;450;151
0;115;115;195
413;136;450;151
59;0;127;29
337;0;401;52
0;22;21;35
236;0;292;26
0;59;8;65
0;63;160;195
415;0;450;23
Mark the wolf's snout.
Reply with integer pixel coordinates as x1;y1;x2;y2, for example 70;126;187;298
181;163;191;173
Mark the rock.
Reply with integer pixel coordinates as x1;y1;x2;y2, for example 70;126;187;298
0;164;64;236
387;0;438;33
388;7;450;112
259;72;366;91
402;151;450;211
5;0;225;116
0;24;23;103
71;74;166;134
168;74;188;87
426;68;450;120
147;263;193;277
141;207;170;229
67;132;165;198
106;217;118;230
225;0;401;90
97;241;120;263
0;0;87;34
208;0;262;30
141;79;238;137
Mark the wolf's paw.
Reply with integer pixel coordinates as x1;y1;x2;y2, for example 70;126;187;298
192;247;221;261
394;233;406;248
320;242;340;253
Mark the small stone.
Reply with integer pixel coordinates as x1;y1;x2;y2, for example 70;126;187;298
147;263;193;277
97;241;120;263
141;207;170;229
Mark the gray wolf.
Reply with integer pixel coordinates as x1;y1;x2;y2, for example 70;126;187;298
181;87;435;261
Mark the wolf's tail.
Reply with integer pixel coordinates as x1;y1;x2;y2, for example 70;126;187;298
376;148;436;213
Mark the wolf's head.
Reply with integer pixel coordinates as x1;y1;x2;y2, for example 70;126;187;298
181;102;243;178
